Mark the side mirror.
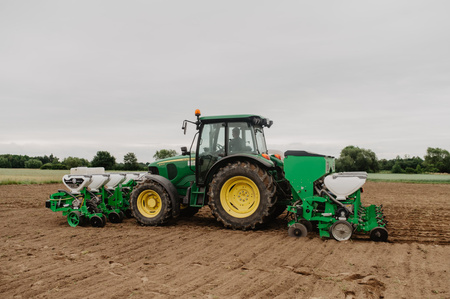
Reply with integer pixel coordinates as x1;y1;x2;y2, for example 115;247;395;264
181;146;190;156
182;121;188;135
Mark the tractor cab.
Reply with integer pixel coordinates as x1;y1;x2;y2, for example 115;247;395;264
183;110;274;186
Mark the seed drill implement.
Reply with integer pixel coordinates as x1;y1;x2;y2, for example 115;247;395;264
46;167;145;227
46;110;388;241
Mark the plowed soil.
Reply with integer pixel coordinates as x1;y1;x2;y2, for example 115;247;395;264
0;182;449;299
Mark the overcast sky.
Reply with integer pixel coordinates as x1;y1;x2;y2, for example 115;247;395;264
1;0;449;163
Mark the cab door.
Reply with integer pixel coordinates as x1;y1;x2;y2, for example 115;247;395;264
196;122;226;185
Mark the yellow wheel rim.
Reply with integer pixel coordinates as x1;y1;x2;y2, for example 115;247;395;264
220;176;260;218
137;190;162;218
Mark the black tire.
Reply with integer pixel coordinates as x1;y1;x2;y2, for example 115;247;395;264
208;161;276;230
79;215;88;227
108;211;123;224
370;227;388;242
288;223;308;238
90;215;105;227
130;181;172;226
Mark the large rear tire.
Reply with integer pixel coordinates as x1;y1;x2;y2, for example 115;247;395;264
130;181;172;226
208;161;276;230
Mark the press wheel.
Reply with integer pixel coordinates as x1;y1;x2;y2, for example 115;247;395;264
370;227;388;242
330;220;353;241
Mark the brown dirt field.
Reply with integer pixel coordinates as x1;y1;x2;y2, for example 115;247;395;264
0;181;449;299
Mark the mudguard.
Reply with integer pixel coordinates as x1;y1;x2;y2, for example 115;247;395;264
204;153;274;186
142;174;181;218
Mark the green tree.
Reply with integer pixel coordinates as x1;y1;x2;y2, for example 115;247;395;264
2;154;29;168
41;163;53;169
153;149;178;161
51;163;68;170
91;151;116;170
423;147;450;173
124;152;139;170
391;162;405;174
35;154;60;165
0;157;12;168
336;145;379;173
378;159;395;171
62;157;90;169
389;155;424;174
25;159;43;169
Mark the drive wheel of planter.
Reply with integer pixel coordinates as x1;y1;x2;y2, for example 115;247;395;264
108;211;123;223
90;215;105;227
370;227;388;242
288;223;308;238
330;220;353;241
208;161;276;230
130;181;172;226
67;211;82;227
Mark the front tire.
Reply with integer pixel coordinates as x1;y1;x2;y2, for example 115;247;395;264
130;181;172;226
208;161;276;230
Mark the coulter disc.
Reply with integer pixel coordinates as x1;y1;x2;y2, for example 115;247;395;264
288;223;308;238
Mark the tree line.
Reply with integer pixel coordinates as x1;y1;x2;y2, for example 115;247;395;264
0;152;140;171
0;149;178;171
0;147;449;174
336;146;450;174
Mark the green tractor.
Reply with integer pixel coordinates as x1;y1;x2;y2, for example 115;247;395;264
130;110;388;241
130;110;287;230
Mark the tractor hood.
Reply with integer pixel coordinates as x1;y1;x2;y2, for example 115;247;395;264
147;154;195;185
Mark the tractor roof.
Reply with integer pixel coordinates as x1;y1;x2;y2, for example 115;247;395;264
199;114;273;127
